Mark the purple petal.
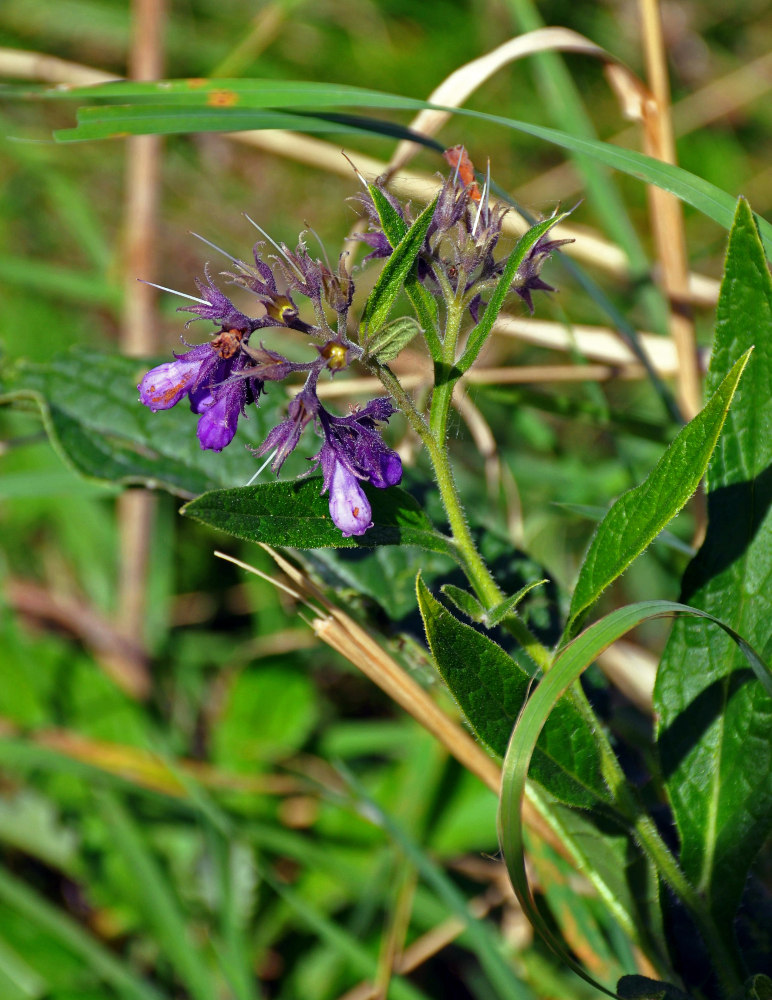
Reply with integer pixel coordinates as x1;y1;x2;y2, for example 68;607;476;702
196;380;247;451
138;352;206;411
327;461;372;537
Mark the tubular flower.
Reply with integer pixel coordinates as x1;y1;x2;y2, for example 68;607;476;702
256;392;402;537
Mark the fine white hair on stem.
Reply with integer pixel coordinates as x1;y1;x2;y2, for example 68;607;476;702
137;278;208;304
245;448;277;485
243;213;305;282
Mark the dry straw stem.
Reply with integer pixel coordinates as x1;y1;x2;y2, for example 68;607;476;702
335;883;525;1000
117;0;166;648
624;0;701;420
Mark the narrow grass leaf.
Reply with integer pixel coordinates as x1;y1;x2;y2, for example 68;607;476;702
500;599;769;997
457;213;570;374
655;198;772;934
98;792;215;1000
183;480;459;560
338;764;535;1000
566;349;752;638
40;78;772;254
416;576;609;808
360;195;438;341
0;867;167;1000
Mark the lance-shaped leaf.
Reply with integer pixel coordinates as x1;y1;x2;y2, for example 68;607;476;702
183;479;458;560
367;183;441;358
655;198;772;936
565;349;752;639
0;351;281;497
363;316;422;363
416;576;609;810
359;195;438;342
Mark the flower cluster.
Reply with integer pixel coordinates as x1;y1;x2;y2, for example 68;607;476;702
138;235;400;536
138;152;567;538
355;145;571;319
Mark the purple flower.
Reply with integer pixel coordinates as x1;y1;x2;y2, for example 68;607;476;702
327;461;372;537
255;391;402;537
139;337;263;453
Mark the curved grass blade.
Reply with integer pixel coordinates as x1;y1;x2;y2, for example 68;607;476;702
565;349;752;639
43;78;772;255
500;600;771;996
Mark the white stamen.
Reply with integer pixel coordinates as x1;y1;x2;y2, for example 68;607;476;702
138;278;208;304
471;183;486;237
243;214;305;281
189;232;250;272
341;151;369;189
245;448;277;485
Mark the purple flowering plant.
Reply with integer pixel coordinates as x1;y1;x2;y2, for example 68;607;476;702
138;151;569;545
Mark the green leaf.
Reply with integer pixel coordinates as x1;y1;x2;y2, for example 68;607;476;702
457;213;570;374
746;975;772;1000
0;351;283;497
655;198;772;935
566;350;752;638
182;479;459;559
359;195;438;340
440;584;486;622
363;315;422;363
39;77;772;255
416;576;608;809
486;581;548;628
366;183;441;358
0;866;168;1000
499;599;770;996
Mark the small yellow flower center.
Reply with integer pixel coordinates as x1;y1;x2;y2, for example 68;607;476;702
321;341;348;371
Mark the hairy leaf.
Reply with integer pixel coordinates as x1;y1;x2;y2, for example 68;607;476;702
566;350;752;637
655;198;772;934
0;352;281;497
360;196;438;340
416;577;608;809
183;479;458;559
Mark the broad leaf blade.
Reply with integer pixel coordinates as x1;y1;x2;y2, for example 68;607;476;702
566;350;752;637
183;479;458;559
0;352;282;497
655;198;772;933
416;576;609;810
360;196;438;341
